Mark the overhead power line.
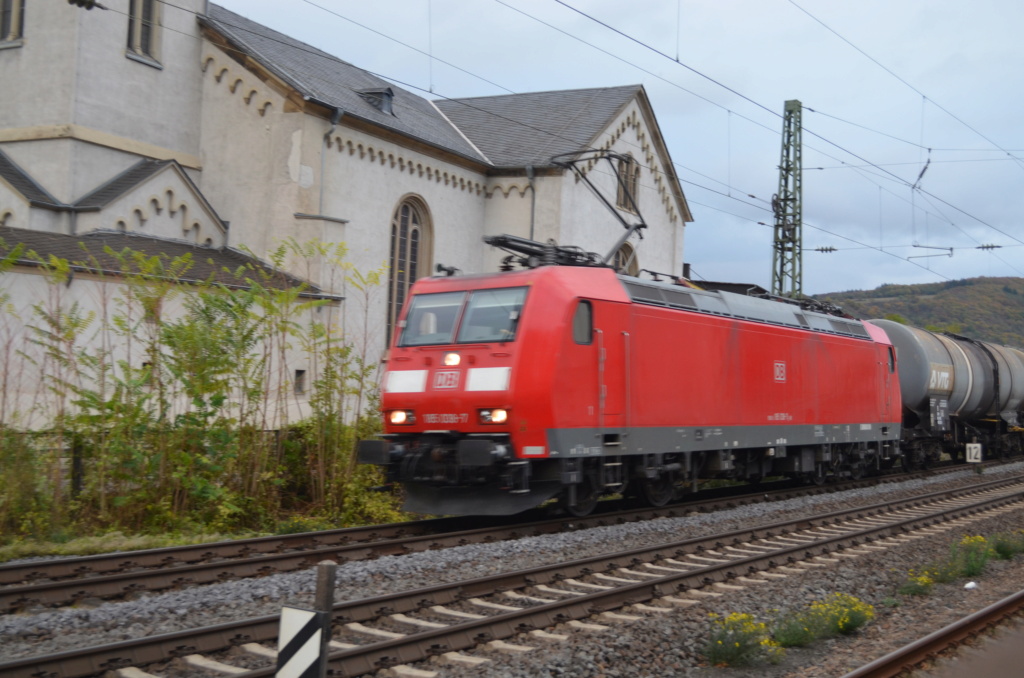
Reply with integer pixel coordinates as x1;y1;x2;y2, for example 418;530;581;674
149;0;1019;279
786;0;1024;175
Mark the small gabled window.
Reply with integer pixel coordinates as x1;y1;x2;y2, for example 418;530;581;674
358;87;395;115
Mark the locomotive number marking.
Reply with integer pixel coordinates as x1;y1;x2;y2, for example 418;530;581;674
433;371;460;389
966;443;982;463
774;361;787;382
423;413;469;424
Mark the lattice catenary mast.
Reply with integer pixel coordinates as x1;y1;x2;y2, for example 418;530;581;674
771;99;803;298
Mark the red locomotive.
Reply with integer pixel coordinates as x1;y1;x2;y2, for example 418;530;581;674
357;236;905;516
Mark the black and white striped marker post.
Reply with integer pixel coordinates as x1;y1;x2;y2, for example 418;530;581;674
275;561;337;678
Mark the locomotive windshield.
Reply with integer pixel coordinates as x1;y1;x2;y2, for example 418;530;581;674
398;287;527;347
457;287;526;343
399;291;465;346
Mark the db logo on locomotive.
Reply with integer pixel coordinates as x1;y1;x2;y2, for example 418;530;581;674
433;371;460;389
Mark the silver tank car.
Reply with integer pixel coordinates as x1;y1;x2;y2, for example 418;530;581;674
868;319;1024;429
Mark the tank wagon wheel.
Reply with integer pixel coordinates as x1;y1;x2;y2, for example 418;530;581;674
639;474;676;508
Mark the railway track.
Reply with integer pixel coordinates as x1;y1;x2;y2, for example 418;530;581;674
3;472;1022;678
841;588;1024;678
0;464;971;613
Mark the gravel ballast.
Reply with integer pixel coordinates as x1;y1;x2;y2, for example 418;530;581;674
3;464;1024;676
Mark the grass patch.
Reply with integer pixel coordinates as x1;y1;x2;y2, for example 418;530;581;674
705;612;784;667
0;530;265;563
704;594;875;667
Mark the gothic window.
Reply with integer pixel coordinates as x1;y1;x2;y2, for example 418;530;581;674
388;198;432;342
615;154;640;213
127;0;159;62
1;0;24;43
612;242;639;276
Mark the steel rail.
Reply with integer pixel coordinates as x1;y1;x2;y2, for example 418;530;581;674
0;459;985;589
2;475;1021;678
840;588;1024;678
0;466;958;611
243;481;1024;677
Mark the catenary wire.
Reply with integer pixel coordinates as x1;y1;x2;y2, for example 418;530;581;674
144;0;1019;278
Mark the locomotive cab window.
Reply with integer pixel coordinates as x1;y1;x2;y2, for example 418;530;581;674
398;292;465;346
888;346;896;373
457;287;527;343
573;300;593;344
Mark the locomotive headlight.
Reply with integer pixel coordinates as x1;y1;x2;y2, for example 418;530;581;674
444;352;461;366
479;408;509;424
389;410;415;425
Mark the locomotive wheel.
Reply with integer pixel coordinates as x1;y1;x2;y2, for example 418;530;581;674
849;462;865;480
639;474;675;508
562;477;600;517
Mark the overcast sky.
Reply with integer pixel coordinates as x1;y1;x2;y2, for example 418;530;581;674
212;0;1024;294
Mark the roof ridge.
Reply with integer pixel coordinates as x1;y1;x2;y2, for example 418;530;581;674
441;83;642;105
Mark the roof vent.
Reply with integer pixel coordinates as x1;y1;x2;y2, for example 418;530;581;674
358;87;394;115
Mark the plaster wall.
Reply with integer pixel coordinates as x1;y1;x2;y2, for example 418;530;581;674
0;1;78;128
197;48;303;260
320;125;490;359
1;1;205;206
558;101;686;278
71;0;205;155
0;266;339;429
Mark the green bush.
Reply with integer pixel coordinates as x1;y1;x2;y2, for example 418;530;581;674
991;531;1024;560
951;535;992;577
771;611;818;648
897;568;935;596
704;612;784;667
806;593;875;636
0;238;405;545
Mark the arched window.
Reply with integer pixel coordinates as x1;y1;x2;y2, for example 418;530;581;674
616;154;640;213
388;198;432;341
127;0;160;62
612;242;639;276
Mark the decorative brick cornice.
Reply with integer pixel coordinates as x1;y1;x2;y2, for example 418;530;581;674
579;108;678;225
201;54;276;118
327;133;488;196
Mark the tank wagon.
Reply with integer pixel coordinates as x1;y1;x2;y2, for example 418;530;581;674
868;319;1024;465
358;254;904;516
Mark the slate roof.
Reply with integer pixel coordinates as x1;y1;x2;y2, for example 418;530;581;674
0;226;336;299
434;85;642;168
75;159;175;210
0;149;63;208
201;5;488;164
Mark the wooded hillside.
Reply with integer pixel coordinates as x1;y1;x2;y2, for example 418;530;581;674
817;276;1024;348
